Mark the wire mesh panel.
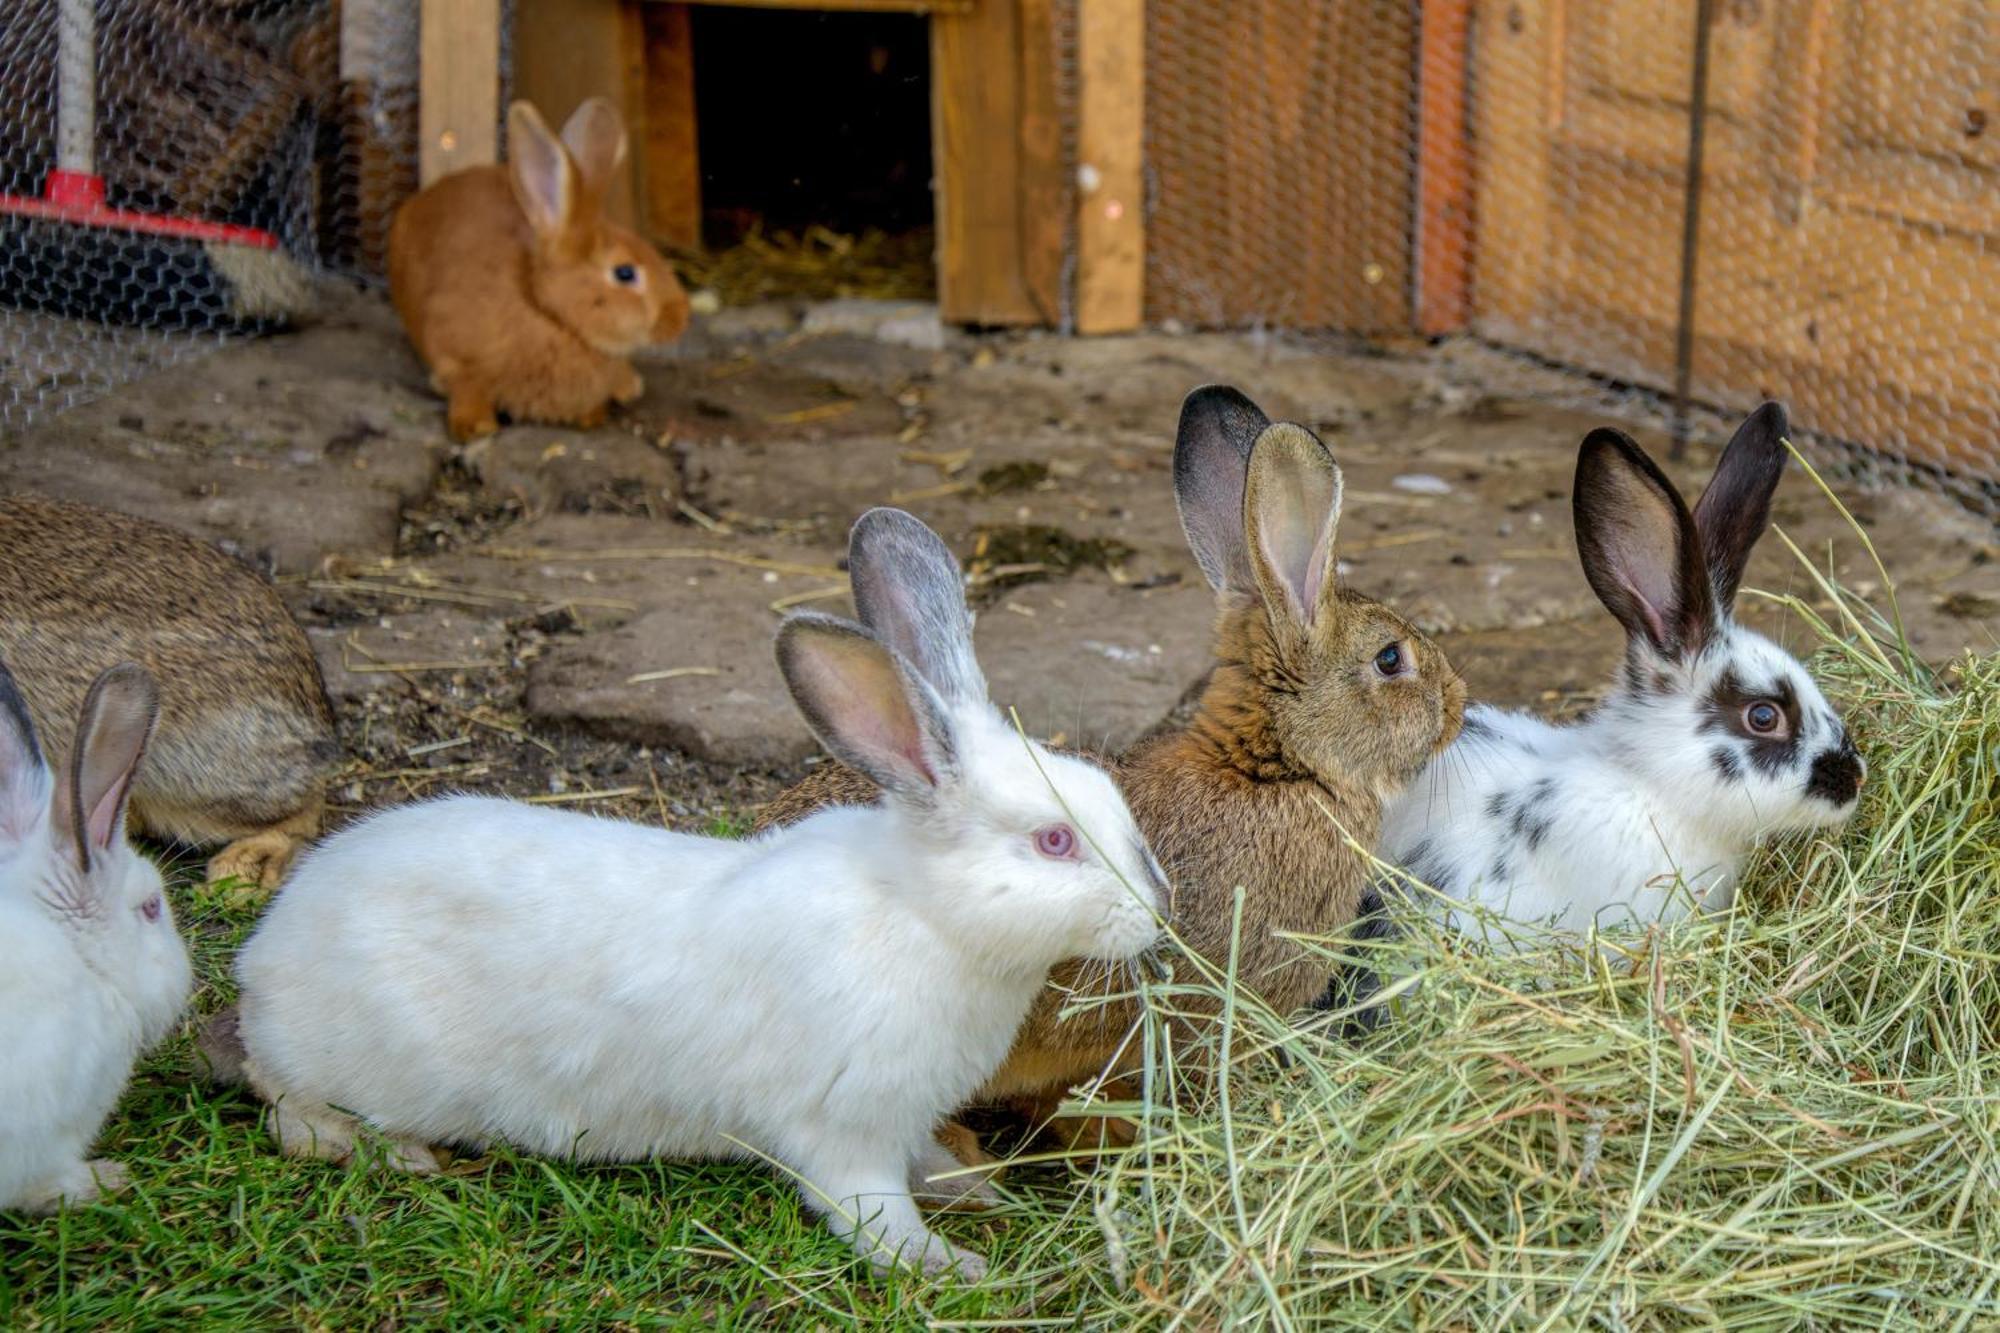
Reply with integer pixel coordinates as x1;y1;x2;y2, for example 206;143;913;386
1129;0;1999;502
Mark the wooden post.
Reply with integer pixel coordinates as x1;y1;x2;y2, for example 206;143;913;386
419;0;502;186
1074;0;1145;334
1416;0;1473;334
639;3;701;250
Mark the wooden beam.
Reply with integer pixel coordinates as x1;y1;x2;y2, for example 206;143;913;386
1416;0;1474;333
418;0;501;186
639;3;701;249
1074;0;1145;334
1017;0;1065;323
933;0;1039;324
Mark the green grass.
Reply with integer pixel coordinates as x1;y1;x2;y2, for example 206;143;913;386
5;467;1997;1328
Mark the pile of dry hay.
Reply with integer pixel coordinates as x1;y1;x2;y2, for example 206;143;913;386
1004;500;1997;1327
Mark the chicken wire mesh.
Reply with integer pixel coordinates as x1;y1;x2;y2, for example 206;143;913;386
1128;0;1998;509
0;0;512;430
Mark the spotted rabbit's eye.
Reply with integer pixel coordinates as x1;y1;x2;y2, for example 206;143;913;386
1374;643;1406;677
612;263;639;285
1034;824;1078;860
140;895;162;923
1743;700;1785;736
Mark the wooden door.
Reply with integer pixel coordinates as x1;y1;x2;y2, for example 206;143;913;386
1470;0;1999;478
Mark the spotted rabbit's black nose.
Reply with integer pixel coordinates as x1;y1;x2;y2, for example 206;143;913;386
1806;736;1864;806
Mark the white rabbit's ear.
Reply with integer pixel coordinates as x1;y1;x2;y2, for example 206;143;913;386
49;663;157;873
558;97;629;196
777;614;956;802
0;654;48;845
1573;428;1715;661
1243;422;1344;629
1692;401;1788;609
507;101;576;241
847;508;986;708
1174;385;1269;592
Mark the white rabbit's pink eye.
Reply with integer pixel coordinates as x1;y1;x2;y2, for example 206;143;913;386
140;895;162;922
1034;824;1078;860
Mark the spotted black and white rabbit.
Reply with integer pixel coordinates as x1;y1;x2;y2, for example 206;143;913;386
1379;404;1865;936
229;508;1164;1278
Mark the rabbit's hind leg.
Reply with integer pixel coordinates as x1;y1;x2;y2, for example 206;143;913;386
206;801;323;896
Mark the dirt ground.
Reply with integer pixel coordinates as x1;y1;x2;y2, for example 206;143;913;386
2;287;1994;835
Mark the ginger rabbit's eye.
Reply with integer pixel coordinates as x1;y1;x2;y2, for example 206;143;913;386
612;263;639;286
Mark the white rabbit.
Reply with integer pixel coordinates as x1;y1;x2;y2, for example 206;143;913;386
1380;404;1865;938
231;508;1166;1278
0;658;192;1212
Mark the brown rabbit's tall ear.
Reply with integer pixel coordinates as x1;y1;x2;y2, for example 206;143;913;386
1174;385;1269;592
506;101;576;242
777;613;957;805
0;653;49;845
558;97;629;200
1691;401;1788;610
1242;422;1344;629
49;663;157;873
1573;429;1715;662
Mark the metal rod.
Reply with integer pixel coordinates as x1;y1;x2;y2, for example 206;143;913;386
1671;0;1717;461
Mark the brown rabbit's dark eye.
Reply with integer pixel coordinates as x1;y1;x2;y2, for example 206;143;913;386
1374;643;1405;677
1743;700;1784;735
140;895;162;923
612;263;638;285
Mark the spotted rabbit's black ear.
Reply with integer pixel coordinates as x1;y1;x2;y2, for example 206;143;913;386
1573;428;1715;662
1692;402;1789;609
1173;385;1270;592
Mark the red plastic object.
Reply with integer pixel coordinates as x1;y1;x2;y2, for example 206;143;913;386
0;170;280;250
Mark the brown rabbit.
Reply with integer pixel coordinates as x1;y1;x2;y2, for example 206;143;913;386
757;386;1466;1142
388;97;690;442
0;497;340;891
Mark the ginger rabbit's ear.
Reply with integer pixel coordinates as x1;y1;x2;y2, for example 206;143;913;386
507;102;577;242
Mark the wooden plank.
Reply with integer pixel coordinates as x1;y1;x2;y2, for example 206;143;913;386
511;0;645;225
1417;0;1474;334
1016;0;1065;323
933;0;1040;324
1074;0;1145;333
418;0;501;186
638;3;701;250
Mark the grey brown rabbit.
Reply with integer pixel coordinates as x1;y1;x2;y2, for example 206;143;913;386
0;497;339;890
